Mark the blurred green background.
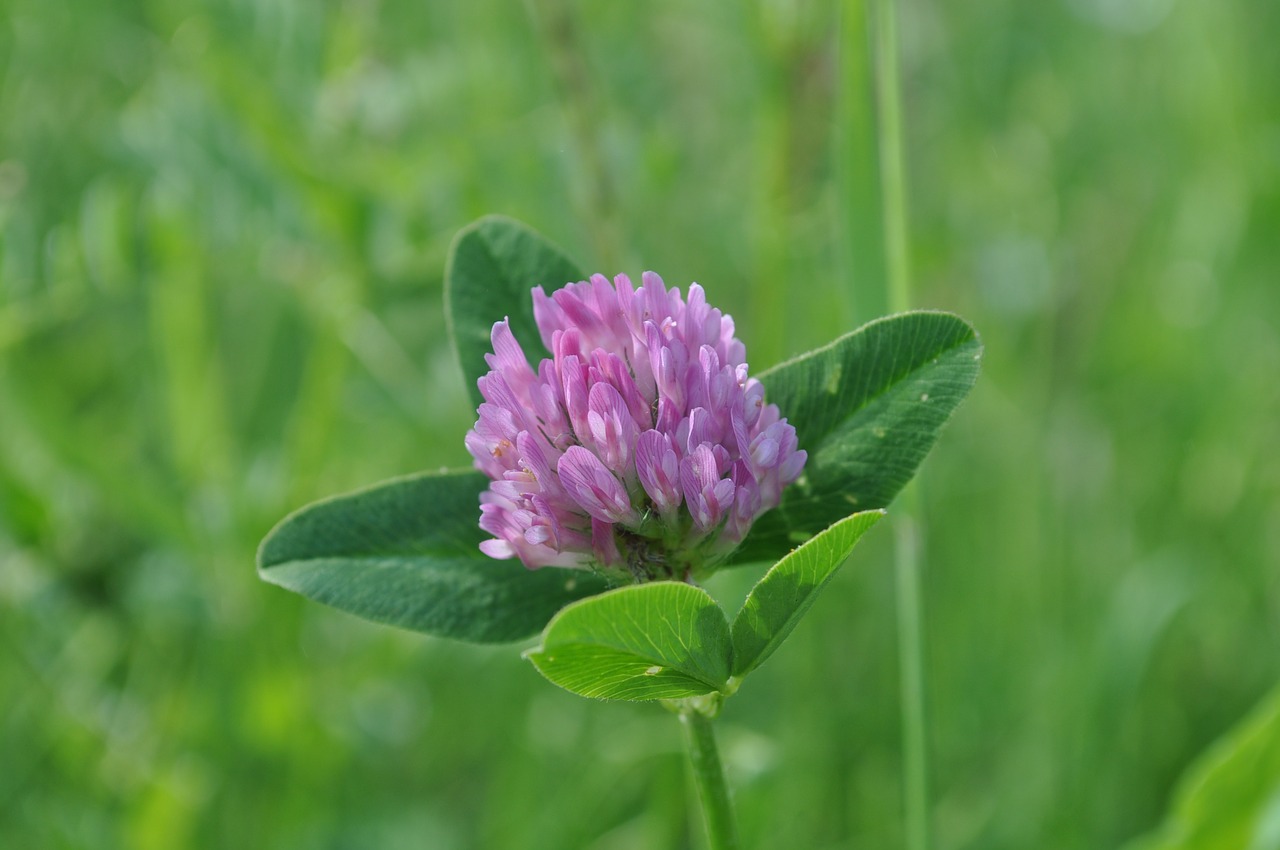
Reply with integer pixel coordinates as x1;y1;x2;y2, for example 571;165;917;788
2;0;1277;847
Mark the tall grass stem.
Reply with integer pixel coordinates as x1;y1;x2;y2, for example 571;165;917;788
872;0;933;848
875;0;912;316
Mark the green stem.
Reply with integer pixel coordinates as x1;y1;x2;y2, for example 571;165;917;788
875;0;911;316
873;0;932;848
679;708;740;850
893;496;930;850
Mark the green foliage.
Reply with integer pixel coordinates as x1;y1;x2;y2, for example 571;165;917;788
731;510;884;677
259;217;974;657
730;312;981;565
3;1;1277;848
258;470;607;642
445;216;583;408
526;582;732;701
1129;686;1280;850
525;510;885;702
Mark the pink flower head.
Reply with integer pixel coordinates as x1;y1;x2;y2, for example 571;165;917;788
466;273;806;581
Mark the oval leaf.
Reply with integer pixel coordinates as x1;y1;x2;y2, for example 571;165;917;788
1127;685;1280;850
732;510;884;677
445;215;584;408
526;582;732;701
258;470;608;643
731;311;981;565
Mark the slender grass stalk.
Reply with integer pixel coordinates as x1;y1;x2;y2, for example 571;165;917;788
831;0;879;326
892;499;929;850
872;1;933;849
875;0;911;317
680;707;740;850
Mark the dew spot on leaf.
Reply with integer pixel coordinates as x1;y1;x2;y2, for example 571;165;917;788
824;361;843;395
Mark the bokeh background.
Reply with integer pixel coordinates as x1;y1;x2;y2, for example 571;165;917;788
2;0;1277;847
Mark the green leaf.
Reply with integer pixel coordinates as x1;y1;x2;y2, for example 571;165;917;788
1127;685;1280;850
445;215;584;408
526;582;733;701
730;311;981;565
257;470;608;643
731;510;884;677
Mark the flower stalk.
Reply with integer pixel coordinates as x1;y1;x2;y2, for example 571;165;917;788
678;702;740;850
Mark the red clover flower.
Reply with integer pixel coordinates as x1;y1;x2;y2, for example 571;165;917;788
466;273;806;581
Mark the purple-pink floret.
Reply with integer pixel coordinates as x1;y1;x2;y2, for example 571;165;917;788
465;272;806;580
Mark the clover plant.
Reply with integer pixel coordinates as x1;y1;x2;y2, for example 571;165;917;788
258;215;982;848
